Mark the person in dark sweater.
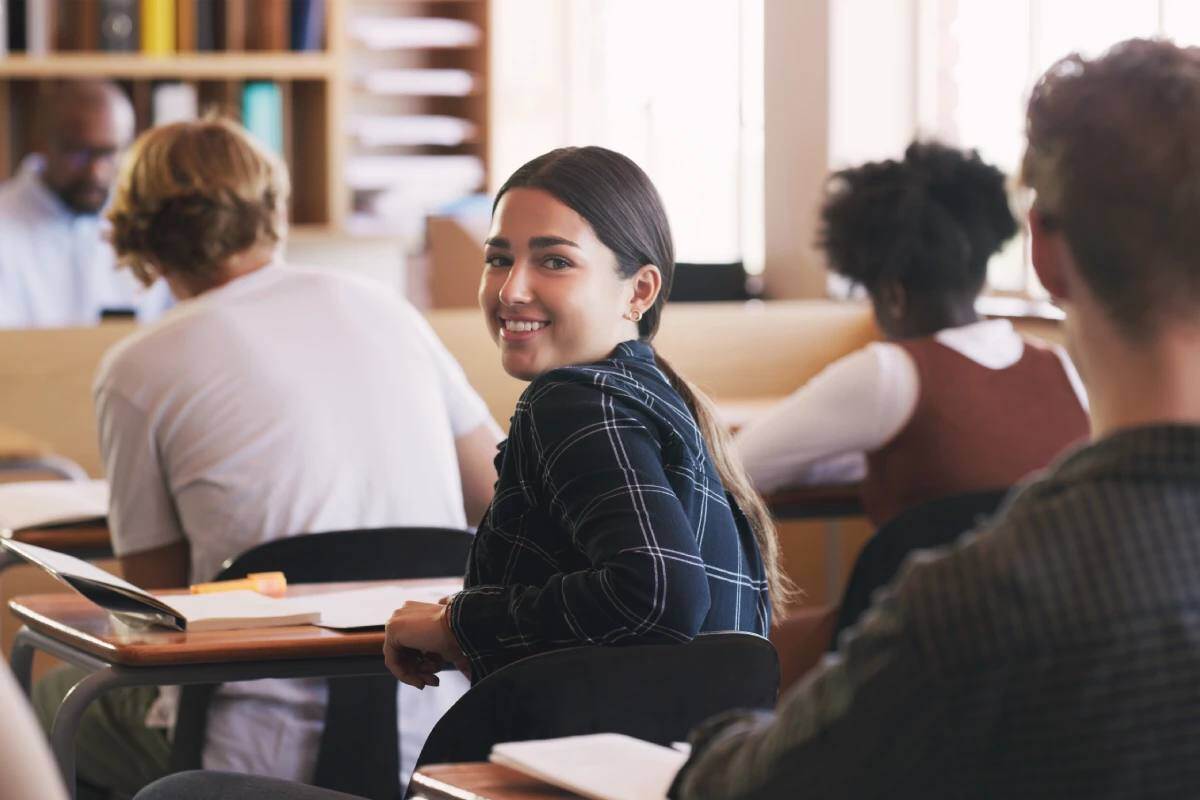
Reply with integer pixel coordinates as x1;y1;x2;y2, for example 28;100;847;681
382;146;791;686
736;141;1089;526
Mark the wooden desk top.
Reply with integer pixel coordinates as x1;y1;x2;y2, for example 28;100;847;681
4;520;111;552
765;483;863;519
9;579;453;667
0;423;51;460
412;763;577;800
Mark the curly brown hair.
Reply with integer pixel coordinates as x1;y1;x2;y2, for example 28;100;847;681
107;117;289;287
1022;38;1200;340
819;141;1016;298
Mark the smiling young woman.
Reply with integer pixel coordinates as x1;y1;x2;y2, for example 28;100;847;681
383;146;792;687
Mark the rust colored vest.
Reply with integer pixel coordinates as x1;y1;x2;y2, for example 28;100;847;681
862;337;1089;526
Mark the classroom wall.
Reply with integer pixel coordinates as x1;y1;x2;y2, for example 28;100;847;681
763;0;831;299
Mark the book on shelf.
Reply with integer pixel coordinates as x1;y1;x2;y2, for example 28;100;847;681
242;81;284;156
489;734;689;800
361;68;476;97
6;0;23;52
217;0;245;51
56;0;99;51
0;539;463;632
290;0;323;51
175;0;195;51
99;0;138;51
152;81;199;125
350;16;480;50
24;0;52;55
245;0;287;51
193;0;215;50
140;0;175;54
0;479;108;533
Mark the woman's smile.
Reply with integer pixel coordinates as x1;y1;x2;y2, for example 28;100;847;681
499;315;551;341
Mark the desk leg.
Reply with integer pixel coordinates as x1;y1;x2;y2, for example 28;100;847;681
10;625;35;694
50;666;123;800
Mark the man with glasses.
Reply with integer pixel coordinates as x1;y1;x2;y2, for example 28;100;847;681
0;79;169;327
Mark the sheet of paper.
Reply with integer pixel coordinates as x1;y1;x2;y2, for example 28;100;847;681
0;480;108;531
362;69;476;97
490;733;688;800
150;590;320;632
295;581;463;630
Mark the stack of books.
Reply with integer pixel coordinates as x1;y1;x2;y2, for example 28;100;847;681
0;0;326;56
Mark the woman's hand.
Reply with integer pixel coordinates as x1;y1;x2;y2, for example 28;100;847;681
383;599;469;688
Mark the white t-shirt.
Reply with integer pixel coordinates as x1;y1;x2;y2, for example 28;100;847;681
0;155;171;328
94;263;491;786
735;319;1089;492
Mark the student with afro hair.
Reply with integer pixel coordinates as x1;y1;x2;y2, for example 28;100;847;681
736;141;1089;526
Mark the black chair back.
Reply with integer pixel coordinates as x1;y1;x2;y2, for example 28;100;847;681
668;262;753;302
832;489;1009;647
408;632;779;797
170;527;473;800
216;527;473;583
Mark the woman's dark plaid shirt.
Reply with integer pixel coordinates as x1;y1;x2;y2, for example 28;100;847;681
447;340;770;680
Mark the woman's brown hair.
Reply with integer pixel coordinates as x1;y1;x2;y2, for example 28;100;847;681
495;146;796;618
107;117;289;288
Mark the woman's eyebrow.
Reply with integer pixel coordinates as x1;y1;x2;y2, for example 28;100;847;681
483;237;511;249
529;235;580;249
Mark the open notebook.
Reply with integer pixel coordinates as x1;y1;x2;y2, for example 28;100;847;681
0;480;108;532
490;734;689;800
0;539;462;632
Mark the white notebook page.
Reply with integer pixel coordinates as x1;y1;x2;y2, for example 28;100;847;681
490;733;689;800
0;480;108;531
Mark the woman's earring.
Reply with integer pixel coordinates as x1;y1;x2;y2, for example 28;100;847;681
624;308;643;323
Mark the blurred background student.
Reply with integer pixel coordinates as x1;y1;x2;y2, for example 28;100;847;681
736;142;1089;526
0;80;170;328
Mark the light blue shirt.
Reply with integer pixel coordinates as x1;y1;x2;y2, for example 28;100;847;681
0;155;171;328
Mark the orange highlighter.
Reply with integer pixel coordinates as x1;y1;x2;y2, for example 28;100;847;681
189;572;288;598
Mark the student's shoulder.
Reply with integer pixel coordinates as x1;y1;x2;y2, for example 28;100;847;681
891;469;1096;669
289;265;427;323
520;353;669;420
93;300;217;395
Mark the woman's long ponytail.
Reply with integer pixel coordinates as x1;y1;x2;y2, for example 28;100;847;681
655;353;797;620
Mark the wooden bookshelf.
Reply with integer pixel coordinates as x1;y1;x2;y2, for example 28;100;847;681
0;52;337;79
0;0;346;227
0;0;490;237
342;0;490;236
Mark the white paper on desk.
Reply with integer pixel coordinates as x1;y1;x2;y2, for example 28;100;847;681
490;733;688;800
296;581;463;630
0;480;108;532
150;591;320;632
